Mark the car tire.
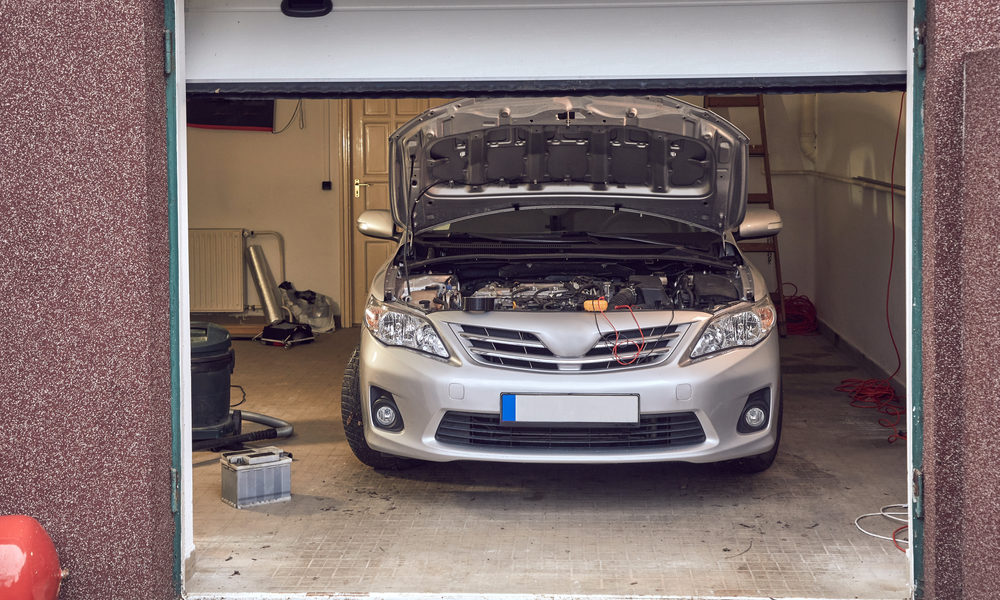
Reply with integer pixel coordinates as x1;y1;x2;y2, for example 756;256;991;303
727;388;783;474
341;345;418;470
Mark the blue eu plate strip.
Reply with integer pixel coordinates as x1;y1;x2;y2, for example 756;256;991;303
501;394;516;422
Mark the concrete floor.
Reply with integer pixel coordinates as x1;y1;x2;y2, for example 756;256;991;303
186;328;909;598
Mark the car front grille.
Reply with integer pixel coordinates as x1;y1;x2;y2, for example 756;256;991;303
435;411;706;450
451;322;688;372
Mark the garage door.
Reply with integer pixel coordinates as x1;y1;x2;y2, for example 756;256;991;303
185;0;907;95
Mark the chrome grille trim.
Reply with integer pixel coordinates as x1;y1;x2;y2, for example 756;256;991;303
450;321;689;372
468;348;650;366
459;331;547;349
591;330;681;349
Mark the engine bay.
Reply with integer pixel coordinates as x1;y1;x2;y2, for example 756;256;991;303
388;260;753;314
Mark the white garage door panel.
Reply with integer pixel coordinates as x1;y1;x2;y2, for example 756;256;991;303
185;0;907;84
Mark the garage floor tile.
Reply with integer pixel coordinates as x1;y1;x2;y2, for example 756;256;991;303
186;328;909;598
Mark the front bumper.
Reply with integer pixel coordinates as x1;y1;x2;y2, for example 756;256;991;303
357;313;780;464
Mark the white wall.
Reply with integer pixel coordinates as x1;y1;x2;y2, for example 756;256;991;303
719;92;906;384
187;99;345;313
814;92;907;384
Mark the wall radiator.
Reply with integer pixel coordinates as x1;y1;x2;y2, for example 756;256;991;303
189;228;245;312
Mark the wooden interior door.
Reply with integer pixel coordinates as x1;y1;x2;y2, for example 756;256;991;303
349;98;450;325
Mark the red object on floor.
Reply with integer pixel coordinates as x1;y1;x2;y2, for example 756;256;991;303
0;515;65;600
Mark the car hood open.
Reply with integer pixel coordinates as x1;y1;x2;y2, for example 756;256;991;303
389;96;749;235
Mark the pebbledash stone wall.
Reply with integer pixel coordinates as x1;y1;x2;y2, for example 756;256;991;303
0;1;176;598
920;2;1000;599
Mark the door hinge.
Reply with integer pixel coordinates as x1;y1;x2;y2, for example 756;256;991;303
170;467;180;514
164;29;174;76
914;23;926;70
912;468;924;519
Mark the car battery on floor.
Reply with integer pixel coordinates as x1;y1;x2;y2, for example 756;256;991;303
220;446;292;508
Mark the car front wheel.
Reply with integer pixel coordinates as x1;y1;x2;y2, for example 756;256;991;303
341;345;418;470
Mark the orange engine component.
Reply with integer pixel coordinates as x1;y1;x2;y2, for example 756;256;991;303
0;515;66;600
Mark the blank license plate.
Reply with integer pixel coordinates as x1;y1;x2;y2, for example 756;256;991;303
500;394;639;425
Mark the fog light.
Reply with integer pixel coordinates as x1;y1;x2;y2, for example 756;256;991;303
370;389;404;432
737;388;771;433
744;407;766;428
375;404;398;428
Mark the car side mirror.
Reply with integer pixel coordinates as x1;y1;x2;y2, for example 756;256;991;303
737;206;783;239
356;210;398;240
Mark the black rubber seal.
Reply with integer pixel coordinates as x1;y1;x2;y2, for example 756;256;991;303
187;74;906;100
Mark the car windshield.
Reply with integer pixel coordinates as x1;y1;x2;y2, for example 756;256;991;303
427;207;706;237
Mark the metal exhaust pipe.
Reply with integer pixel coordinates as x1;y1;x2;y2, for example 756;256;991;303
246;244;283;324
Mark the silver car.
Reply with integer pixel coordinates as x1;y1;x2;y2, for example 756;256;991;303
342;96;783;472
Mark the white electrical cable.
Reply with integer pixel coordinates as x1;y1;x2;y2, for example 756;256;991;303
854;503;909;545
880;503;908;524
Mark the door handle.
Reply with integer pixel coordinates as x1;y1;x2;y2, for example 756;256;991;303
353;179;371;198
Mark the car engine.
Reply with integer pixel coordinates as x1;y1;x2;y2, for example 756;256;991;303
391;262;749;314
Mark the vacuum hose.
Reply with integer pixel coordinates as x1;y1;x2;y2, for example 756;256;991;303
242;411;294;438
192;411;293;452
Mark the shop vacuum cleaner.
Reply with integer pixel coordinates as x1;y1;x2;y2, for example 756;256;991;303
190;322;293;451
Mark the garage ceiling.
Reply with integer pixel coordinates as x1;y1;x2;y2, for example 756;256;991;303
185;0;907;95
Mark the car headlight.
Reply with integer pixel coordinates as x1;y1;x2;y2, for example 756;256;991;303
689;297;776;359
364;297;449;358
